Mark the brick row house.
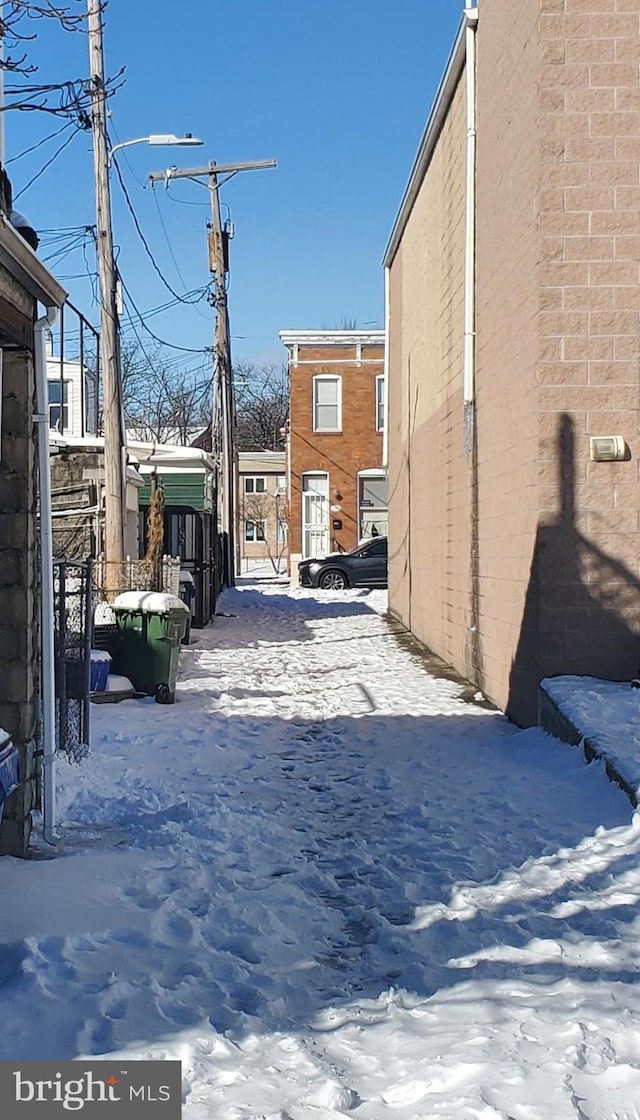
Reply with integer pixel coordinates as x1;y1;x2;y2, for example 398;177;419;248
280;330;386;572
238;451;287;573
385;0;640;726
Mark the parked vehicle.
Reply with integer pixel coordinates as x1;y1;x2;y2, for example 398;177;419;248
298;537;388;590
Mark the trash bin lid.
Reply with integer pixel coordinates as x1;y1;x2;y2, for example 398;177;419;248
112;591;190;615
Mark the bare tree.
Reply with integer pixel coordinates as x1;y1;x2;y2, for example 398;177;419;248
241;488;287;574
120;339;211;446
234;361;288;452
1;2;123;119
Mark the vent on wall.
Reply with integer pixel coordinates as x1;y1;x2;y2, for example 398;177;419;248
589;435;627;462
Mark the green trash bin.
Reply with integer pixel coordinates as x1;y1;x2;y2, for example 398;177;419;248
112;592;190;704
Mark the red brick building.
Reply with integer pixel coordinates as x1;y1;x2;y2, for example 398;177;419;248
279;330;386;567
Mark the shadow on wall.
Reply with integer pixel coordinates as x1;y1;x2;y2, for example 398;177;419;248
508;413;640;726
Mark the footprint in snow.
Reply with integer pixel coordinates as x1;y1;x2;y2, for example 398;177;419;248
153;910;196;946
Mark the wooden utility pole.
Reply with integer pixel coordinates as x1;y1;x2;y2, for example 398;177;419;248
148;158;276;588
87;0;125;576
208;163;235;586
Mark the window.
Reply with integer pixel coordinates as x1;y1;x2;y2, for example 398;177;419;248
244;476;266;494
245;520;265;542
276;474;286;493
277;518;287;545
48;379;69;431
358;472;388;539
376;375;385;432
313;375;341;432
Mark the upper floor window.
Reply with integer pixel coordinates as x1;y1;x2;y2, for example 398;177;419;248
48;379;69;431
313;375;341;433
276;474;286;493
244;476;266;494
376;375;385;432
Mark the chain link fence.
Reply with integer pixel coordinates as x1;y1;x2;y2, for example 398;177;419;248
53;560;92;763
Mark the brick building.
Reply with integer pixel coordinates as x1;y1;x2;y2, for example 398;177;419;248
238;451;287;573
279;330;386;568
385;1;640;726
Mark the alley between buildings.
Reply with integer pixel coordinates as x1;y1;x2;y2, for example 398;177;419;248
0;580;638;1120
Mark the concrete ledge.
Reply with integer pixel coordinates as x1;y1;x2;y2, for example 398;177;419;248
539;678;638;808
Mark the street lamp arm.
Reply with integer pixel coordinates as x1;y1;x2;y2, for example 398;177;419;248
109;134;204;165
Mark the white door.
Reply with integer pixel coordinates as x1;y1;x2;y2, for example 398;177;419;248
302;473;329;558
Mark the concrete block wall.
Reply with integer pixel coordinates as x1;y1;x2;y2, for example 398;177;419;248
0;349;39;856
387;71;469;675
525;0;640;721
387;0;640;727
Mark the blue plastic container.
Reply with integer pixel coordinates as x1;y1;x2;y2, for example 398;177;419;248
90;649;112;692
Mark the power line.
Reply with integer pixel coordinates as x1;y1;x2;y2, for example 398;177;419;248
119;273;211;354
111;152;206;308
13;125;82;200
6;120;74;164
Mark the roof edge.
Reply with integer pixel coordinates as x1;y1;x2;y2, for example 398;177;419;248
279;330;385;347
383;19;466;269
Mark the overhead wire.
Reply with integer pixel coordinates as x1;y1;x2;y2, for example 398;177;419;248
13;125;83;201
119;273;211;355
111;152;206;308
6;120;75;164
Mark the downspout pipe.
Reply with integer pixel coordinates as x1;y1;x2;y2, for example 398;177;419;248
34;305;60;848
383;265;390;470
463;4;479;457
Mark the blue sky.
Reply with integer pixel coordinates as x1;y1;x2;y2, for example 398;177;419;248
6;1;461;368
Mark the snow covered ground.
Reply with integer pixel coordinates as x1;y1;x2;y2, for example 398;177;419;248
1;580;640;1120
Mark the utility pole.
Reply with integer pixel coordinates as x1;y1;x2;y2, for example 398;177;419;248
208;162;235;586
87;0;125;579
148;158;276;587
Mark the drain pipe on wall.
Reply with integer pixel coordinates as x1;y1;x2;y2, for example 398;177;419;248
383;266;390;470
463;3;478;458
34;305;60;848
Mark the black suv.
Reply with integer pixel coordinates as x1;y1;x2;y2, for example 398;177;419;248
298;537;388;590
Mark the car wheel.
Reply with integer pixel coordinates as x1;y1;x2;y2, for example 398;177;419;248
318;569;349;590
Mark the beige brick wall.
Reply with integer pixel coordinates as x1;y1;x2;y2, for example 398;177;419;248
474;0;542;720
387;72;469;672
530;0;640;715
388;0;640;726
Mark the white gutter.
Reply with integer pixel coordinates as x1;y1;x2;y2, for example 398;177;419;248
34;307;60;848
463;5;479;457
383;266;390;469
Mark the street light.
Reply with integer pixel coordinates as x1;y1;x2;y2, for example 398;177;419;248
108;133;203;164
91;130;204;585
89;0;205;586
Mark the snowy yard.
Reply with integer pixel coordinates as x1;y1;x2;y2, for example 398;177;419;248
1;580;640;1119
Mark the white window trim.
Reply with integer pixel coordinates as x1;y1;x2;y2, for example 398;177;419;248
376;374;385;432
244;475;267;494
312;374;342;433
245;519;266;542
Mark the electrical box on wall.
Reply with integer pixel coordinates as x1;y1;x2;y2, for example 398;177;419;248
332;519;342;530
589;435;627;462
